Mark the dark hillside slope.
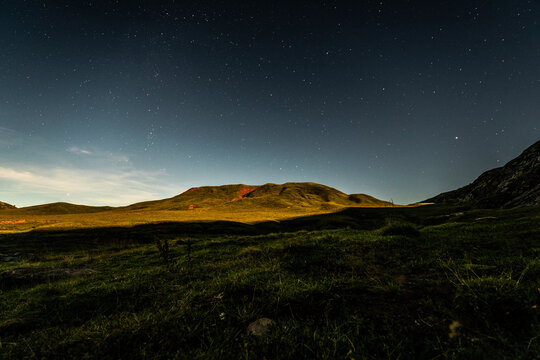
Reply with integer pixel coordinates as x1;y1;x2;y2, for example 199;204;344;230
427;140;540;208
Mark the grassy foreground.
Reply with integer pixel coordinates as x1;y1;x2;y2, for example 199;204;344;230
0;206;539;359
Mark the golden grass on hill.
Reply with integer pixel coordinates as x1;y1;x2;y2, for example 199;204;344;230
0;182;426;233
0;205;430;233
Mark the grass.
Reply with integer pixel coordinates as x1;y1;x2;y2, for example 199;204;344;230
380;220;421;237
0;208;354;233
0;205;539;359
0;182;424;234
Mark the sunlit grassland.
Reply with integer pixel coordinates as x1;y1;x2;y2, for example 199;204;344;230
0;206;539;359
0;203;422;234
0;208;322;233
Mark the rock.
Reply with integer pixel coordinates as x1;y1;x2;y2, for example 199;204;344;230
475;216;497;221
247;318;274;336
1;253;25;262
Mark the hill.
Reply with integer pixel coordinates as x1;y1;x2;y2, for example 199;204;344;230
427;140;540;208
124;182;394;212
0;183;402;232
14;202;113;215
0;201;16;210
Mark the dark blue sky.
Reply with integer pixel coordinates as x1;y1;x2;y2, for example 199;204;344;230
0;1;538;206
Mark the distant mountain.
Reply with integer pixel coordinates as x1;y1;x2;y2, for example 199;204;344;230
1;183;394;215
15;202;113;215
0;201;16;210
125;182;394;211
427;140;540;208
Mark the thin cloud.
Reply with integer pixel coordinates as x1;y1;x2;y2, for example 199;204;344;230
66;146;130;163
67;146;92;155
0;165;175;206
0;126;21;146
106;152;130;163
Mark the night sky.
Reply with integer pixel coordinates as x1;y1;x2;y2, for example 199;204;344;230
1;1;538;207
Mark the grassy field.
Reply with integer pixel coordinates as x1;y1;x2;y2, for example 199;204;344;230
0;182;421;234
0;208;332;233
0;205;427;234
0;205;539;359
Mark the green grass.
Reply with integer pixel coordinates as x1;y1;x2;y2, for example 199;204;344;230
0;206;539;359
380;219;421;237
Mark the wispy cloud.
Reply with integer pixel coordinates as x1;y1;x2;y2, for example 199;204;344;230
67;146;92;155
0;165;176;206
1;141;180;206
0;126;21;146
66;146;129;163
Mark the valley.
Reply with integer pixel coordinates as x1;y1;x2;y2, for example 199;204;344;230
1;145;539;359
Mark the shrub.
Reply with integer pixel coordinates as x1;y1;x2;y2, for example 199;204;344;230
238;246;263;257
380;221;420;237
155;236;171;265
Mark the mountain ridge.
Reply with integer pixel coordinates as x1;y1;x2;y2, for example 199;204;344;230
426;140;540;208
8;202;114;215
124;182;395;212
1;182;394;215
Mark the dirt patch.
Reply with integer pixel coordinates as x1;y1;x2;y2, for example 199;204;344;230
0;220;26;224
231;186;258;202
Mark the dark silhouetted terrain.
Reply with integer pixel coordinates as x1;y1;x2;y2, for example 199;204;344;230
427;140;540;208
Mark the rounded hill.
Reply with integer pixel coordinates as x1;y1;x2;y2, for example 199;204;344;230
124;182;394;211
14;202;113;215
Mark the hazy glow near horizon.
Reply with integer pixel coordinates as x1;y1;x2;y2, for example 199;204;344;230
0;2;538;207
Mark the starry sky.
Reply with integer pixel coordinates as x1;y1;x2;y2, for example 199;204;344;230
0;1;538;207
